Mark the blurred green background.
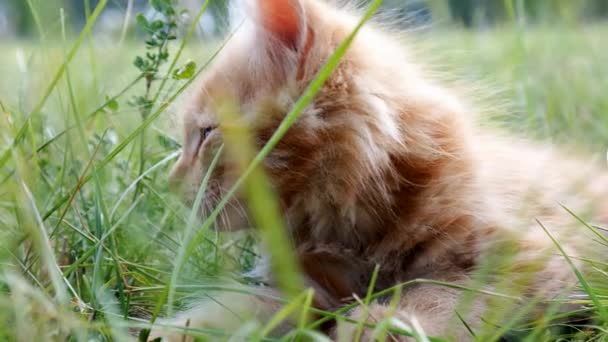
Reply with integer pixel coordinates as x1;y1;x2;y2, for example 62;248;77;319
2;0;608;37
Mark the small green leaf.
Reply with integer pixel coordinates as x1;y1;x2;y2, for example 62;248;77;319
173;60;196;80
149;0;162;11
150;20;164;31
134;56;146;71
137;328;150;342
135;13;150;31
105;96;119;111
146;38;159;47
150;0;171;13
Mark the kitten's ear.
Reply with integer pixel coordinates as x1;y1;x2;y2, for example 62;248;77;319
255;0;306;50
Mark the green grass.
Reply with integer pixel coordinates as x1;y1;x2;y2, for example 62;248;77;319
420;24;608;149
1;3;608;341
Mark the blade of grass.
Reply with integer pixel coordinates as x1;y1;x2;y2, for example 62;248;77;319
109;150;180;221
455;311;476;339
217;98;305;298
354;265;380;341
83;0;100;96
48;130;107;238
118;0;134;46
298;289;315;330
560;203;608;246
164;145;224;317
256;291;310;339
536;218;608;322
18;181;68;304
19;131;107;284
60;195;144;281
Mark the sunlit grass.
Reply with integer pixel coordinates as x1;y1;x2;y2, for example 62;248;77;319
0;1;607;341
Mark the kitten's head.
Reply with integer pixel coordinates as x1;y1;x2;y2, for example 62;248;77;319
169;0;462;238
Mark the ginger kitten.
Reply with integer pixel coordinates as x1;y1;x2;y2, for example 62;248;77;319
155;0;608;340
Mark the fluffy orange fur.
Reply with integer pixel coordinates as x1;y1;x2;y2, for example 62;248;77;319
156;0;608;340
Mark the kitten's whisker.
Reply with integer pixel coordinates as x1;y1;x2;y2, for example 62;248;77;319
209;191;231;230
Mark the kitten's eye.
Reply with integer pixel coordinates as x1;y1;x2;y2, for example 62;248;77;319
192;126;217;158
201;126;216;141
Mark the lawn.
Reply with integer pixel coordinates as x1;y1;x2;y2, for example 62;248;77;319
0;5;607;341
